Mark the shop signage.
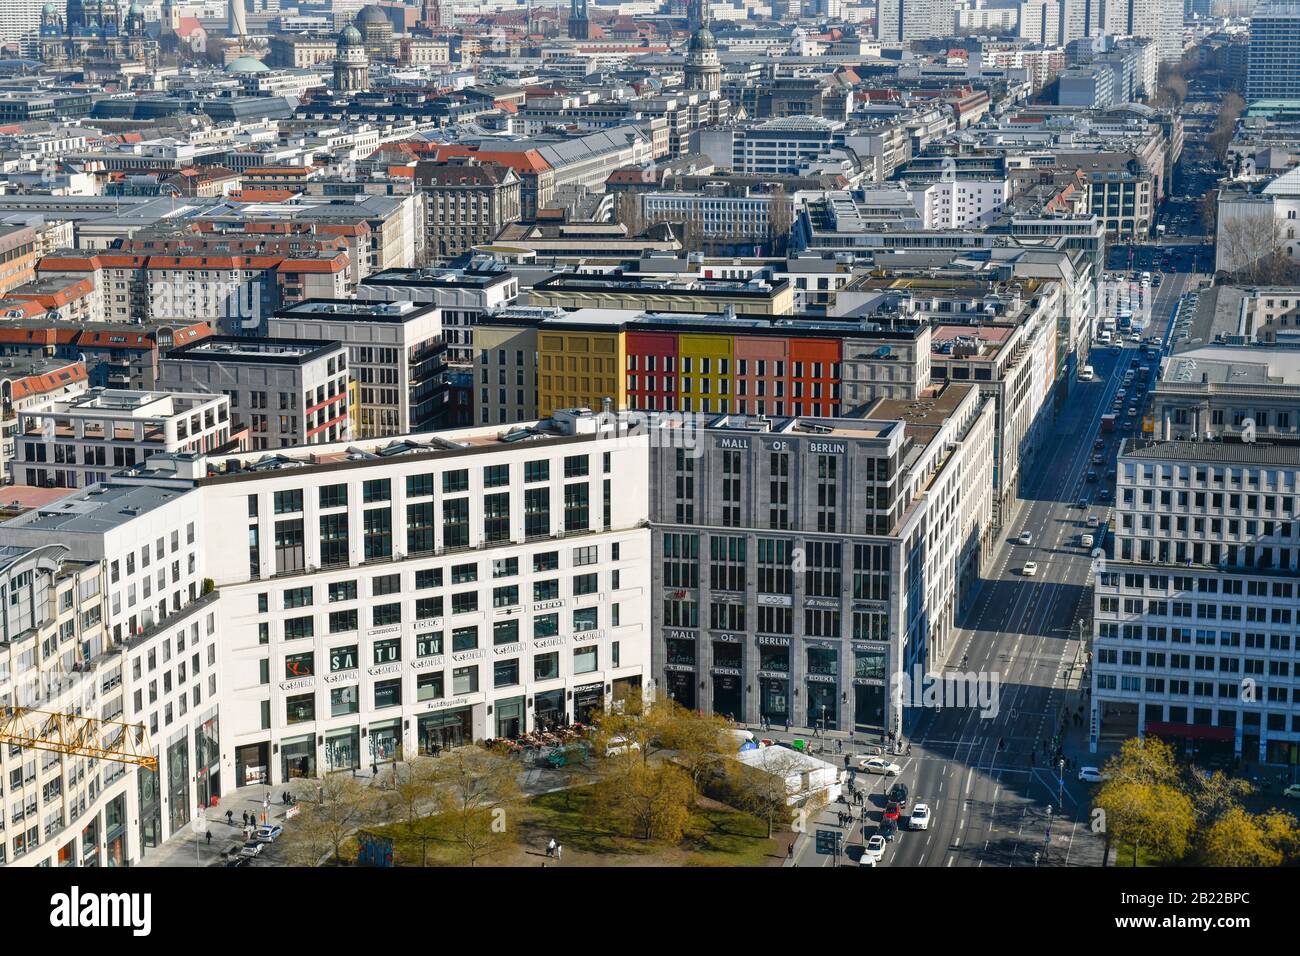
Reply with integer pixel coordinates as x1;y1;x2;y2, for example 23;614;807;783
424;695;476;712
853;677;885;687
324;669;359;686
493;642;525;657
367;625;402;639
804;639;838;650
533;636;566;649
851;641;888;652
758;593;793;607
411;656;446;671
572;629;604;644
574;682;604;695
533;600;565;612
279;677;316;693
756;635;791;647
665;629;698;640
710;632;742;643
495;606;522;617
367;663;402;678
414;617;443;632
764;440;790;452
710;666;742;676
854;601;889;613
805;598;840;610
806;673;837;684
665;663;695;672
757;670;789;680
808;440;847;455
452;649;484;663
717;437;750;449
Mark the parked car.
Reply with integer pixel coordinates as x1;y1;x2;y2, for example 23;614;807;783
863;834;886;863
1078;767;1108;784
859;756;902;775
237;841;264;859
604;736;641;757
255;825;284;843
880;818;898;842
883;801;901;822
887;782;910;809
1284;784;1300;800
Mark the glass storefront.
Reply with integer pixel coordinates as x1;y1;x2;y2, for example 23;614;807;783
105;795;127;868
666;670;696;710
369;719;402;764
573;682;604;724
325;727;360;772
81;818;99;867
806;681;838;731
195;714;221;807
137;764;161;855
417;707;472;753
166;736;191;834
534;689;566;729
854;684;886;733
281;733;316;780
495;696;525;738
711;673;742;721
235;742;269;788
760;678;789;726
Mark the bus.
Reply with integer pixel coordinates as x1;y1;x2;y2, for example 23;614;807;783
1079;365;1095;382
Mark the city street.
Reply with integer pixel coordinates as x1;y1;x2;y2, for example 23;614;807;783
808;267;1201;868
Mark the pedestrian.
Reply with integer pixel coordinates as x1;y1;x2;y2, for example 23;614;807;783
787;843;794;860
555;844;562;861
242;811;248;827
206;831;212;846
371;763;378;776
836;739;842;754
226;810;233;827
546;838;556;858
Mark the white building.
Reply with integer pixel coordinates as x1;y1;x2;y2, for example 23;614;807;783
13;389;233;490
906;178;1010;229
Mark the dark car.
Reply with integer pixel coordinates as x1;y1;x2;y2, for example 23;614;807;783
1091;454;1104;465
880;818;898;842
1094;438;1105;450
887;782;910;809
1099;488;1112;501
1087;470;1098;482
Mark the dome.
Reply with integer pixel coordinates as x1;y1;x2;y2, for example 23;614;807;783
338;24;363;46
41;1;58;14
357;4;389;26
687;27;715;52
129;0;143;10
225;56;270;74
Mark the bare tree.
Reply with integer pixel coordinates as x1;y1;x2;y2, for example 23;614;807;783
725;749;799;838
767;186;794;256
304;773;378;864
428;746;521;867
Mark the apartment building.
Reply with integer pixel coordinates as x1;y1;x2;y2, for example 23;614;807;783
269;299;450;438
357;267;519;366
473;306;931;425
159;337;351;450
649;383;995;738
13;390;234;490
1093;440;1300;766
0;358;88;484
414;159;523;261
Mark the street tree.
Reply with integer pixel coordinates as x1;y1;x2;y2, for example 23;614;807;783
429;746;521;867
657;704;733;799
1186;767;1252;829
310;773;378;864
1103;736;1181;788
1198;807;1300;866
590;695;676;770
596;760;694;843
1093;778;1195;866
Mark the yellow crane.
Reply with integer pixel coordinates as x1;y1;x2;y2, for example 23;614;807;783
0;707;157;771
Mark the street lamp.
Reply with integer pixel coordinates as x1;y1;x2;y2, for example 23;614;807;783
1057;757;1066;809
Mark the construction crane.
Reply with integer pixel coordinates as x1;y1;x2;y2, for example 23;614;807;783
0;707;157;771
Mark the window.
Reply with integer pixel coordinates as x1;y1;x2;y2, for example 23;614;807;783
417;672;444;702
416;632;443;658
331;686;359;716
284;616;314;640
452;591;478;614
574;607;598;632
573;573;598;596
573;546;598;567
273;489;303;514
364;508;392;560
533;613;559;639
360;598;396;629
493;585;520;608
452;666;478;695
493;619;519;645
483;464;510;487
330;645;358;671
533;551;559;573
452;626;478;652
573;646;598;674
286;693;314;723
374;679;401;709
534;652;560;681
525;460;549;483
319;484;347;509
494;658;520;687
329;581;357;603
564;455;589;478
363;479;391;503
443;469;469;493
283;587;313;609
493;557;518;578
406;473;434;498
372;574;400;597
284;652;314;679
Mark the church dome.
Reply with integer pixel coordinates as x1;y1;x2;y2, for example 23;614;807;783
357;5;390;26
225;56;270;73
338;24;363;47
687;28;715;52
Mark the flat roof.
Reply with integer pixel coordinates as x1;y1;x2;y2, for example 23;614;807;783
9;483;190;535
165;336;343;365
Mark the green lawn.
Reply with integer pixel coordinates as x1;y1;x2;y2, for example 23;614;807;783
1112;841;1166;867
370;784;784;867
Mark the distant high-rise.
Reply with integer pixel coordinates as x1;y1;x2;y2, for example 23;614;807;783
876;0;947;45
1248;2;1300;102
569;0;589;40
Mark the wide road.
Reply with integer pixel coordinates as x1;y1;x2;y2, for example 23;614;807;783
859;268;1199;868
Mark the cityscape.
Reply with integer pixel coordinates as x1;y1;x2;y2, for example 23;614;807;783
0;0;1289;904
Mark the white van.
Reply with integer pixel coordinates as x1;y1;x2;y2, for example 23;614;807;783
1081;534;1094;549
1079;365;1095;382
1098;331;1112;345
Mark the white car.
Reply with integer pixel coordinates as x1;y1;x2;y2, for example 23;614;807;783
1086;515;1101;528
1017;532;1032;546
909;803;931;831
862;834;887;863
859;756;902;775
1022;562;1039;577
604;736;641;757
255;825;283;843
1078;767;1108;784
237;840;264;859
